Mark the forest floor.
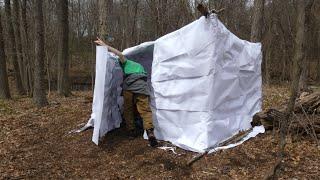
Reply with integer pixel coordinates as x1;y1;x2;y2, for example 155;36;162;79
0;86;319;179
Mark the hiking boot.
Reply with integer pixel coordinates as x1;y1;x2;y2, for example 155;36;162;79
146;128;158;147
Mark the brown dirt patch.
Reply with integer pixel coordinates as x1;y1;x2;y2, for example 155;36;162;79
0;87;319;179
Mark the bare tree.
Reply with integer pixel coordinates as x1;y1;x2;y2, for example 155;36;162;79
4;0;25;95
263;0;278;85
299;0;315;91
280;0;306;158
0;10;11;99
7;0;315;92
33;0;48;107
313;0;320;83
20;0;33;95
12;0;27;92
57;0;71;97
250;0;265;42
98;0;113;40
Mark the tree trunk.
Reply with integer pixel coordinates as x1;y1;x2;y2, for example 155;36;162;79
130;0;139;46
0;11;11;99
33;0;48;107
318;38;320;82
250;0;265;42
57;0;71;97
299;0;314;91
261;0;273;85
264;18;275;85
20;0;33;96
98;0;107;37
299;58;308;91
280;0;306;158
12;0;27;92
316;1;320;82
98;0;113;40
251;0;265;86
317;9;320;82
4;0;25;95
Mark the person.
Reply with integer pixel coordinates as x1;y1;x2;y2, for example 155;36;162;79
94;37;158;147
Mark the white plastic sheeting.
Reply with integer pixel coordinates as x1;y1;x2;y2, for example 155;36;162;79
87;14;262;151
151;15;262;152
86;47;123;145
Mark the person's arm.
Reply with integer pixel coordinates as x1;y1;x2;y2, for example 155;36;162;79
94;37;126;63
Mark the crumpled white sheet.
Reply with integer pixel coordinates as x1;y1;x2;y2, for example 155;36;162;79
87;47;123;145
157;146;182;156
151;14;262;152
86;14;262;152
155;125;265;154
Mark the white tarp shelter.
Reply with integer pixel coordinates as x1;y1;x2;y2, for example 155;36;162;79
85;14;263;153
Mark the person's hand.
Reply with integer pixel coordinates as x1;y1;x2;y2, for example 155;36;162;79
94;37;108;46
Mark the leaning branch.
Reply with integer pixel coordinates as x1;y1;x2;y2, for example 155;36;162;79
187;128;253;166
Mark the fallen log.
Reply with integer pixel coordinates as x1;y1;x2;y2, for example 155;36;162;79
255;109;320;133
295;91;320;114
254;91;320;135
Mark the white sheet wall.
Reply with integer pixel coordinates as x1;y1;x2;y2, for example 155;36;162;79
151;14;262;152
87;49;123;145
87;14;262;152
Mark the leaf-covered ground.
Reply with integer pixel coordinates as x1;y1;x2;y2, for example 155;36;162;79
0;86;319;179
